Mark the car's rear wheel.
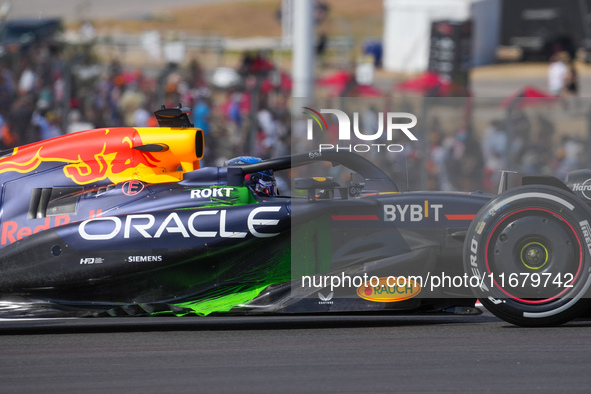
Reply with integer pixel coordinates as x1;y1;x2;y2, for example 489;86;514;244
464;185;591;326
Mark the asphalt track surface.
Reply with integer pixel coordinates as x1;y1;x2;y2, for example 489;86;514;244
1;310;591;393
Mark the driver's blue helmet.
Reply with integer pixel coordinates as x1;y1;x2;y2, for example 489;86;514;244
225;156;277;196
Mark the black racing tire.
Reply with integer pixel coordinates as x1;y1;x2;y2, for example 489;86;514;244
464;185;591;327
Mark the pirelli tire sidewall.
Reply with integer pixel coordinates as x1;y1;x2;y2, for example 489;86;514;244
464;185;591;326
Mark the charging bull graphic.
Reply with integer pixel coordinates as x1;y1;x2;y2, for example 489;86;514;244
0;128;160;185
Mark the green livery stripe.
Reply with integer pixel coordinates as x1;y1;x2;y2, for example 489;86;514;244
157;241;291;316
168;284;271;316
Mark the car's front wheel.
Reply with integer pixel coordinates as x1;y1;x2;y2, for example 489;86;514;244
464;185;591;326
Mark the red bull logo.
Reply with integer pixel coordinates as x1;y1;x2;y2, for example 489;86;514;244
1;215;71;245
0;128;160;185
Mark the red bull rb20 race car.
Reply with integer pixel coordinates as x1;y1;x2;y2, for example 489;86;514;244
1;106;591;327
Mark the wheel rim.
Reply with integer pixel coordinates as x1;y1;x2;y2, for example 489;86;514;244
485;208;583;303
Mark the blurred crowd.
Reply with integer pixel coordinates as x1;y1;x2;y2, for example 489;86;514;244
293;102;587;194
0;43;291;169
426;111;588;193
1;41;588;194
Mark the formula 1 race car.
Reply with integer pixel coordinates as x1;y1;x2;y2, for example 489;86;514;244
0;105;590;327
